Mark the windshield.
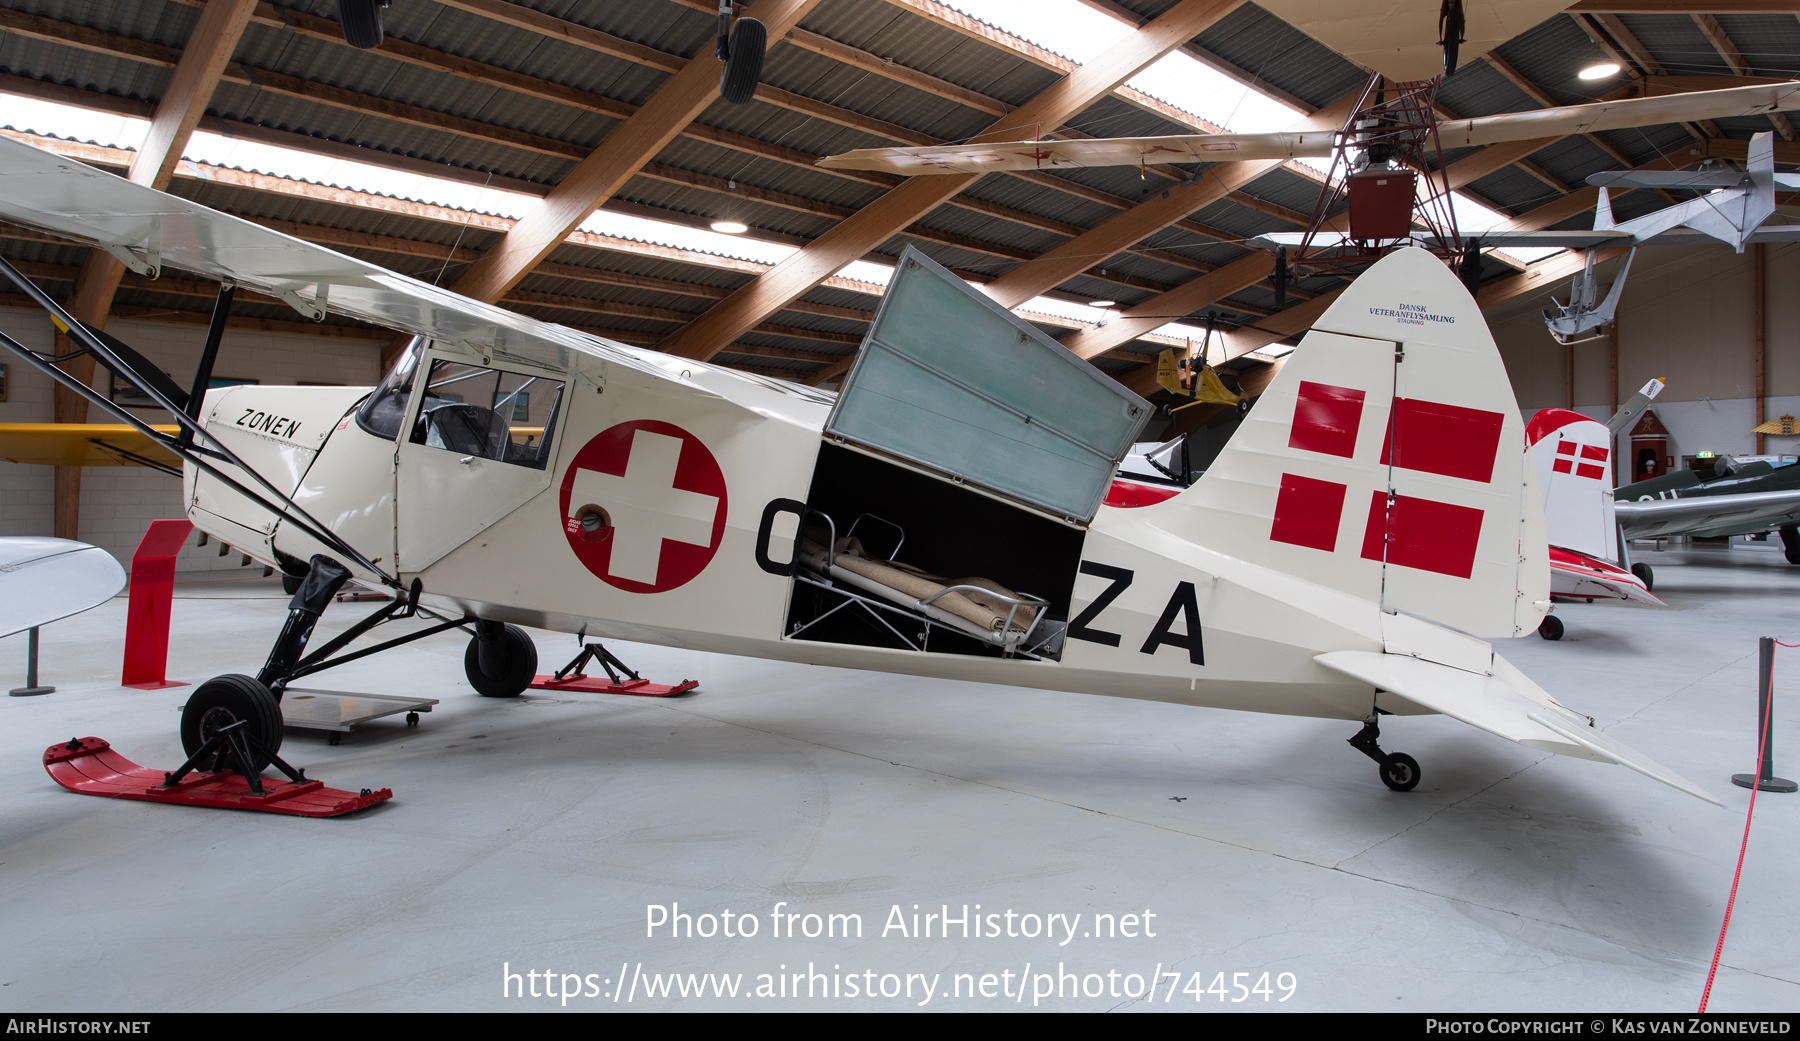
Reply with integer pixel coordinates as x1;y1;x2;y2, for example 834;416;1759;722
355;335;426;440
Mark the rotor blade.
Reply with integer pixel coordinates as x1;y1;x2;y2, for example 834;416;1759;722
1439;82;1800;149
1586;170;1744;189
816;131;1337;175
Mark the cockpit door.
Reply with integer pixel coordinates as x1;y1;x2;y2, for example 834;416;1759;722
395;350;569;573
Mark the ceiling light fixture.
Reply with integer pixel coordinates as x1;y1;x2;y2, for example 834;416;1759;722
1087;299;1116;307
1578;62;1620;81
709;219;748;234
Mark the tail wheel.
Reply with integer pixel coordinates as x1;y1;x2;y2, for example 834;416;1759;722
1631;562;1655;589
1380;752;1421;792
465;624;539;698
1538;615;1564;641
180;674;283;774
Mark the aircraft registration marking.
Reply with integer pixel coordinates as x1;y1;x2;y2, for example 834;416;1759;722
1066;562;1204;665
559;420;728;594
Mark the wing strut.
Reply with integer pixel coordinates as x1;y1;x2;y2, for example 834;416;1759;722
0;257;397;588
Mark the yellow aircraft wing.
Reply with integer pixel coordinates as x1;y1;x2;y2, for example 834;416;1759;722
0;424;181;469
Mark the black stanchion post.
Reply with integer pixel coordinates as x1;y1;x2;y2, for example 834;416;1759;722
1733;636;1796;793
9;625;55;696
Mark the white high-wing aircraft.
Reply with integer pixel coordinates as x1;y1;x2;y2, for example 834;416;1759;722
0;135;1719;805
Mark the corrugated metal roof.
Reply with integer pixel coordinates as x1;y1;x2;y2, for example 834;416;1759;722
0;0;1780;395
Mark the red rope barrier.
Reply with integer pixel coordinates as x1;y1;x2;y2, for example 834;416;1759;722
1697;639;1786;1012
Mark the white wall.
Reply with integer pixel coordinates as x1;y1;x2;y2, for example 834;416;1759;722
1488;241;1800;480
0;307;382;569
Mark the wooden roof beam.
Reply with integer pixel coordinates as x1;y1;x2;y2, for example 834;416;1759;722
1692;14;1797;139
443;0;813;303
975;92;1356;310
655;0;1247;361
1568;1;1800;11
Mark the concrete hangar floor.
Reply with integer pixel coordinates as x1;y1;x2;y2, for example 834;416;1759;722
0;546;1795;1013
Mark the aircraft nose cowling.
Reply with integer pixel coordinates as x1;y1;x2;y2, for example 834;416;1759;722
186;384;373;535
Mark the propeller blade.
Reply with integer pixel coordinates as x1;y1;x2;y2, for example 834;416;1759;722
816;131;1337;175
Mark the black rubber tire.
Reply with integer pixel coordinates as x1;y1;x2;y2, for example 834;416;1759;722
1781;525;1800;565
180;674;283;774
1439;0;1464;77
1538;615;1564;641
338;0;385;50
465;624;538;698
1380;752;1421;792
281;574;303;596
719;17;766;105
1631;562;1655;589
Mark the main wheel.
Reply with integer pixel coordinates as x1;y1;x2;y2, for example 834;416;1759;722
180;674;283;774
338;0;385;49
1781;526;1800;565
1538;615;1564;641
1380;752;1421;792
719;17;766;105
465;624;538;698
1631;562;1655;589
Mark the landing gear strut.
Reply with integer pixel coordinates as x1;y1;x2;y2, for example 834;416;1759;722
1348;716;1421;792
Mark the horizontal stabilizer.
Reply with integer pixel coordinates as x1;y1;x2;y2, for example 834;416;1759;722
1316;650;1721;805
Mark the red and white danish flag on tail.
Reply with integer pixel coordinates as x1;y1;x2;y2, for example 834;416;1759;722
1150;247;1549;640
1526;408;1617;562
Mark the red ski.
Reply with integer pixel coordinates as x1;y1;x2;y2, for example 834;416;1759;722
43;737;390;818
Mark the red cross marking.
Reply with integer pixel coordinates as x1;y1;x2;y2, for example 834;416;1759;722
558;420;728;594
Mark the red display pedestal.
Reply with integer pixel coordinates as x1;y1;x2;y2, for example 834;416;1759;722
121;519;194;689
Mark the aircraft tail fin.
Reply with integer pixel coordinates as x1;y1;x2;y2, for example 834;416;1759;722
1526;408;1618;560
1594;186;1616;232
1148;247;1548;640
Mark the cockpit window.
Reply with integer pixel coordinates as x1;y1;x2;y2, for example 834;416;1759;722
408;359;566;470
355;335;425;440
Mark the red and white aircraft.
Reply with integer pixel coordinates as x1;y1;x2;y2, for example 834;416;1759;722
1526;409;1661;639
0;135;1718;805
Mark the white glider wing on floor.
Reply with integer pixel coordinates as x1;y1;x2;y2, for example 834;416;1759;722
0;537;126;639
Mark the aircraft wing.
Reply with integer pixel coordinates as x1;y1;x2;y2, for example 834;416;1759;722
1248;226;1800;251
1616;488;1800;540
1317;650;1721;804
1257;0;1574;83
0;537;126;639
0;135;683;385
820;82;1800;177
0;423;181;469
815;132;1336;176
